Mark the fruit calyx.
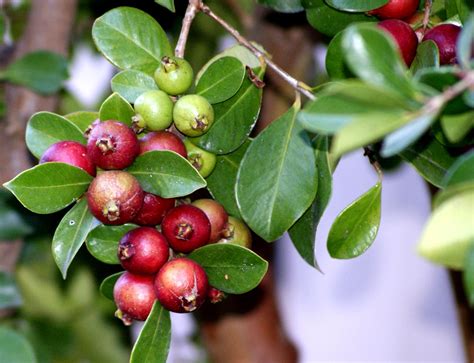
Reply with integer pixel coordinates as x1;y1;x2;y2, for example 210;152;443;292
191;116;209;131
118;240;136;260
161;56;178;72
115;309;133;326
176;223;194;240
103;200;121;222
96;136;115;153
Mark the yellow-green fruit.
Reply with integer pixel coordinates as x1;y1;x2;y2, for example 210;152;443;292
154;56;194;95
218;216;252;248
184;138;216;178
134;90;173;131
173;95;214;137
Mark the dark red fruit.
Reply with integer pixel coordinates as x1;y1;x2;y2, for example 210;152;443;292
87;170;143;225
369;0;419;19
139;131;187;158
378;19;419;66
423;24;462;65
87;120;139;169
118;227;170;275
191;199;228;243
154;258;208;313
114;272;156;325
161;205;211;253
133;192;175;226
40;141;96;176
208;287;226;304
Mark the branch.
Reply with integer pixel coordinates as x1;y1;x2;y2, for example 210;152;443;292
422;0;432;35
174;0;200;58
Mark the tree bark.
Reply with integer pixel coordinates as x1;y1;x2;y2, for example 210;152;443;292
0;0;77;285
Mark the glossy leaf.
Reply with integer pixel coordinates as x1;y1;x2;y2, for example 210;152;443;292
0;272;22;309
457;15;474;69
306;1;375;37
127;151;206;198
155;0;175;12
328;182;382;259
298;81;410;135
206;140;250;219
130;301;171;363
111;70;158;103
0;327;37;363
464;246;474;306
418;190;474;269
195;57;246;104
433;181;474;209
289;135;331;269
92;7;172;75
26;112;85;159
325;0;388;12
100;272;123;300
400;137;457;188
257;0;303;12
343;25;416;99
192;69;263;154
3;163;93;214
99;92;135;125
236;105;317;241
65;111;99;132
3;50;68;94
52;199;98;279
443;152;474;187
189;244;268;294
381;111;438;157
410;40;440;76
86;224;137;264
326;31;353;80
440;111;474;143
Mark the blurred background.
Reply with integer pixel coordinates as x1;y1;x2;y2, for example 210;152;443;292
0;0;467;361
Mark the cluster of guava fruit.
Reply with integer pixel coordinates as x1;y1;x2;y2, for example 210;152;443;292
370;0;461;66
37;56;253;323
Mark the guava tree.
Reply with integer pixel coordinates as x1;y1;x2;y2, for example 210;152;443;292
0;0;473;362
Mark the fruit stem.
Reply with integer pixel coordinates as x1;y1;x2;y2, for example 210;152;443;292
421;0;432;36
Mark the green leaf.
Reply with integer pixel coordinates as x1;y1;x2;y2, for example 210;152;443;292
65;111;99;132
257;0;303;12
3;50;68;94
410;40;440;76
457;15;474;69
418;190;474;269
92;7;172;75
100;272;123;300
289;135;331;270
127;151;206;198
440;111;474;143
99;92;135;125
327;182;382;259
130;301;171;363
111;70;159;103
342;25;416;99
196;57;246;104
189;244;268;294
26;111;85;159
332;112;408;157
399;137;457;188
0;203;33;239
463;246;474;306
192;68;263;154
381;111;438;157
0;271;22;309
52;199;98;279
325;31;353;80
0;327;37;363
155;0;175;12
325;0;388;12
443;151;474;187
3;163;93;214
433;181;474;209
86;224;137;264
206;140;250;219
298;81;411;135
306;1;375;37
236;105;317;241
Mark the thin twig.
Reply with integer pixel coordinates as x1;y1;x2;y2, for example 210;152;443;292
363;147;383;180
199;3;315;100
421;0;432;36
175;0;201;58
